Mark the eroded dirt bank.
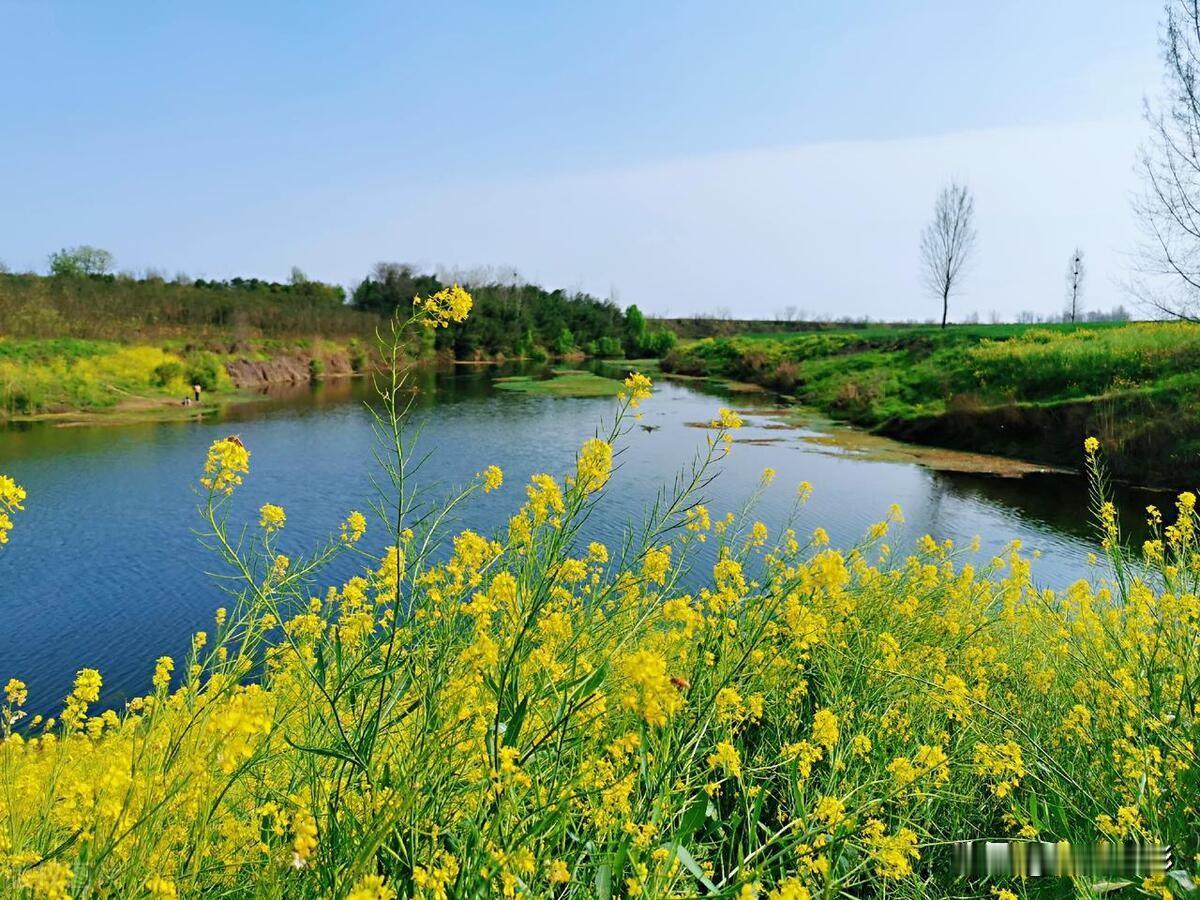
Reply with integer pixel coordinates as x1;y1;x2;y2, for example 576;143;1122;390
224;352;355;387
881;393;1200;489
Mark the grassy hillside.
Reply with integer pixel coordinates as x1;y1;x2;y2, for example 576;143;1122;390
0;272;677;419
0;272;376;343
0;335;378;420
662;321;1200;485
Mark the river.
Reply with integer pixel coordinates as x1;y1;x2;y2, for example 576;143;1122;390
0;367;1165;715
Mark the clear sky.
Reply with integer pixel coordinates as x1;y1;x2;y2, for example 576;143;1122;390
0;1;1164;319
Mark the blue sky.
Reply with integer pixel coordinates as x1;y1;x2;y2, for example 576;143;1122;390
0;1;1164;318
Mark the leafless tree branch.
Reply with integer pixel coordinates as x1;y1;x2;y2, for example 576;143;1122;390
920;182;977;328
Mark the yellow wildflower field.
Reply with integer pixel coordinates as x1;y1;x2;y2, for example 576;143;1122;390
0;296;1196;898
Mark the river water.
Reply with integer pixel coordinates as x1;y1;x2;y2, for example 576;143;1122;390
0;367;1164;714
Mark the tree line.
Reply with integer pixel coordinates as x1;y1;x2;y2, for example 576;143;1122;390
0;249;677;358
350;262;675;359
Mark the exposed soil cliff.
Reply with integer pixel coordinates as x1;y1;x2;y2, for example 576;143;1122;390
224;353;354;387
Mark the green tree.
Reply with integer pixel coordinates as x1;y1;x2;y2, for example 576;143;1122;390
625;303;647;354
350;263;441;314
595;335;624;358
640;327;677;357
48;245;114;278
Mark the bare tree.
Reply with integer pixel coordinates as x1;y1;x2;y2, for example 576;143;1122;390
920;182;977;328
1134;0;1200;320
1065;248;1085;322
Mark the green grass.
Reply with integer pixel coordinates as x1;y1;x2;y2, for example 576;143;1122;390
662;321;1200;484
492;370;624;397
0;337;119;363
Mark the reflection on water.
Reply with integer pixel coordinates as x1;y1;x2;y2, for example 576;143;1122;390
0;368;1163;714
930;469;1162;545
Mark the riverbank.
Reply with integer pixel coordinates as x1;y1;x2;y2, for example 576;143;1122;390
0;336;376;424
0;336;667;425
661;321;1200;487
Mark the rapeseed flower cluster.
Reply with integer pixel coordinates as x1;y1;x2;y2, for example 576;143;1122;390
200;436;249;495
1;312;1198;897
0;473;25;545
414;283;473;326
259;502;286;531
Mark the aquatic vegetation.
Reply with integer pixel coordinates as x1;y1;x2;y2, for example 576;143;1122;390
1;302;1198;897
493;370;627;397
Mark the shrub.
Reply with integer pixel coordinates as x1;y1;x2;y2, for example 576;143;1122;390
639;327;677;357
152;360;184;387
772;360;801;393
594;335;624;358
308;357;325;380
185;352;225;392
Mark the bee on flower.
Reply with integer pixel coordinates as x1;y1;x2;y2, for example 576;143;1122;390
201;436;250;495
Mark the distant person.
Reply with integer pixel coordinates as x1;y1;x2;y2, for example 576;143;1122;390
193;384;202;403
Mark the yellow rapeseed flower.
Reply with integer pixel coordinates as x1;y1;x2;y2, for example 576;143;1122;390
708;741;743;778
621;650;683;727
347;873;396;900
712;407;744;430
0;473;26;545
481;465;504;492
769;879;812;900
4;677;27;707
811;708;839;750
813;795;846;827
20;859;72;898
152;656;174;691
259;503;286;531
575;439;613;495
144;874;178;898
863;818;919;879
200;437;250;496
415;284;473;327
622;371;653;407
291;808;318;868
340;510;367;543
